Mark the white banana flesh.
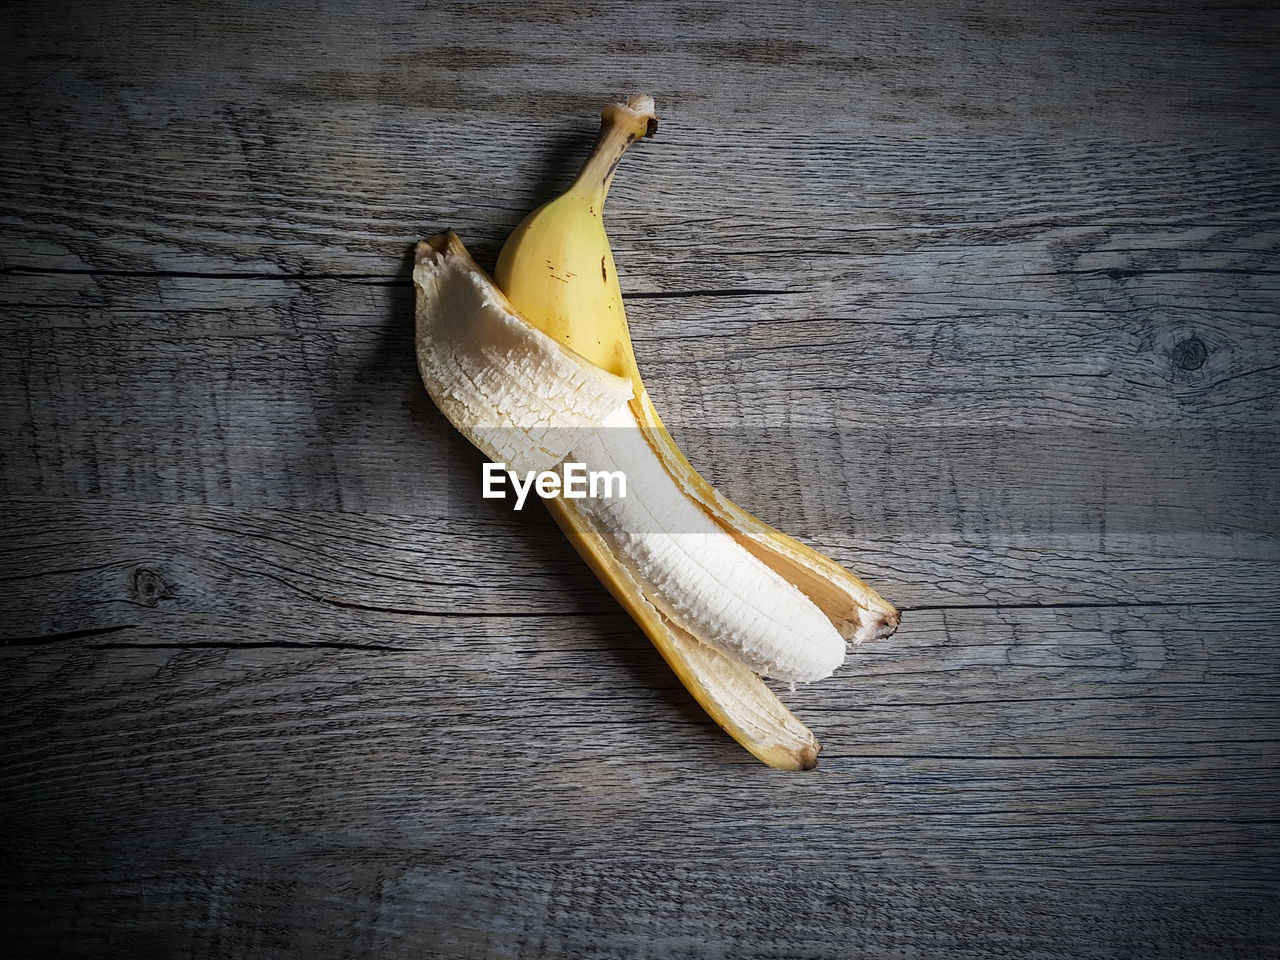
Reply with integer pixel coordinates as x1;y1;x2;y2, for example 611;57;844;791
571;405;845;683
415;236;848;683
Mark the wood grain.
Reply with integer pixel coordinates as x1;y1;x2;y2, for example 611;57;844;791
3;0;1279;956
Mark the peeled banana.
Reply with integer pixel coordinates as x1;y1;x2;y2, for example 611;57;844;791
414;95;898;769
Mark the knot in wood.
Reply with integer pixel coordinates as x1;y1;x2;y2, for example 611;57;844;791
130;566;174;607
1171;336;1208;372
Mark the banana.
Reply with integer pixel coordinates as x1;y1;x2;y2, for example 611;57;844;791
414;95;899;769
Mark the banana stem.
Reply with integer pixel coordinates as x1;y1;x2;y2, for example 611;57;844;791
570;95;657;202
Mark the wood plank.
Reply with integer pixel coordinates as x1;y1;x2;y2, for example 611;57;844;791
3;606;1278;872
4;107;1278;286
5;0;1277;136
3;278;1277;549
4;599;1278;774
5;859;1277;960
4;269;1278;432
3;0;1279;278
2;500;1276;625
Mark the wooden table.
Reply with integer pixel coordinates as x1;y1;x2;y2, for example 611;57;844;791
4;2;1278;956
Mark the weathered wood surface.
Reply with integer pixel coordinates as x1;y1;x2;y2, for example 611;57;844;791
3;1;1279;957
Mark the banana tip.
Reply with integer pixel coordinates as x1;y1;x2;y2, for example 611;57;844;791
417;231;463;266
605;94;658;138
798;743;819;770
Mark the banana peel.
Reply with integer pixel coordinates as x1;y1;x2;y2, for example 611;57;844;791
414;96;898;769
